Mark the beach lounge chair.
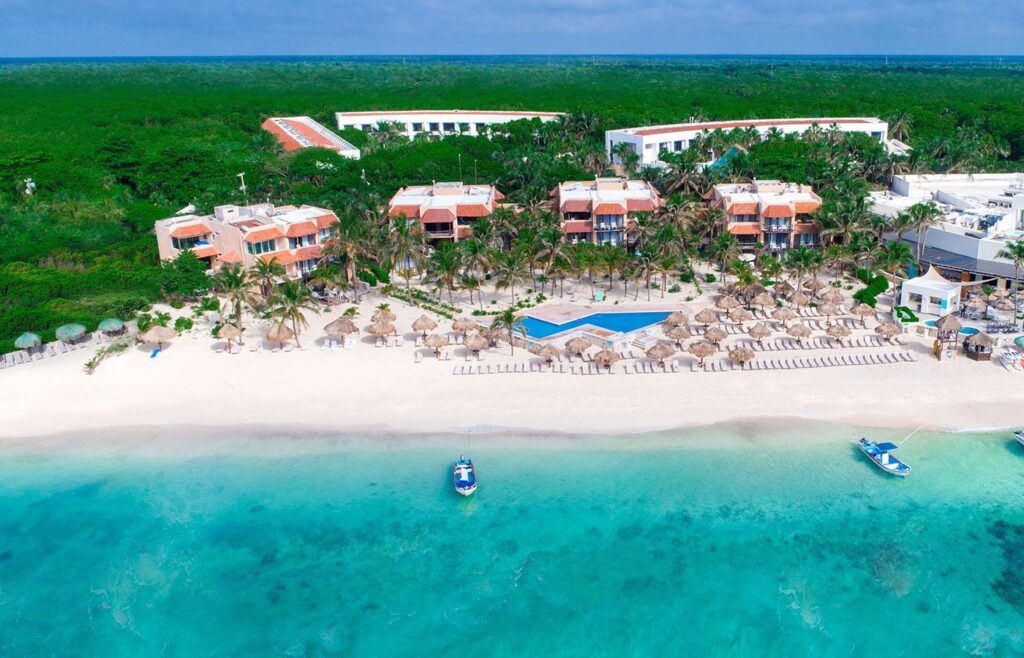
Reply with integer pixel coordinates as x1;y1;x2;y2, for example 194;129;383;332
593;289;606;302
415;351;423;363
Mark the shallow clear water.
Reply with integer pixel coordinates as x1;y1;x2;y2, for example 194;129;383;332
521;311;669;338
2;425;1024;656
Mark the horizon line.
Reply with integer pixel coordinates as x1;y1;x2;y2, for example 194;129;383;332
3;53;1024;61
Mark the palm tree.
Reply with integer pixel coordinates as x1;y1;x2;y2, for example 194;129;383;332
251;257;286;303
599;243;628;294
904;202;944;268
322;210;371;297
461;274;484;310
625;212;659;254
492;249;529;304
382;214;426;297
878;241;915;310
426;242;462;304
996;240;1024;327
490;308;525;356
212;264;256;345
610;142;640;176
784;246;816;295
888;111;913;143
268;279;319;348
707;233;741;285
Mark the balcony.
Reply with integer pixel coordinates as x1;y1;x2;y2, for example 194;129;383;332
763;223;792;234
424;223;455;239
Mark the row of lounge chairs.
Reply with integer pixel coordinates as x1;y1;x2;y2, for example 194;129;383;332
734;335;892;352
0;334;103;369
696;351;917;373
984;322;1019;334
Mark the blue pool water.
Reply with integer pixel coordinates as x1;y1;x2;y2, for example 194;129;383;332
923;320;979;335
521;311;669;338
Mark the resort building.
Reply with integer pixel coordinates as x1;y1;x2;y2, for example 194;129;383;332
551;178;662;247
261;116;360;159
154;204;338;279
870;173;1024;286
606;117;901;168
387;182;505;243
336;110;562;139
706;180;823;254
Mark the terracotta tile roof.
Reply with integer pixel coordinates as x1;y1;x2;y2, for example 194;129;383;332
760;203;795;218
626;198;657;213
727;223;761;236
422;208;456;223
191;246;218;259
493;189;506;201
560;199;592;213
217;251;242;264
562;220;593;234
794;221;821;235
294;245;322;261
593;203;626;215
169;223;211;239
284;221;318;238
244;227;284;243
794;201;821;214
389;204;421;219
456;204;491;218
261;251;297;266
314;213;338;229
725;202;759;215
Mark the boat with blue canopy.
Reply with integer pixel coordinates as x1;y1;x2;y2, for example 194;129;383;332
452;456;477;496
858;438;911;477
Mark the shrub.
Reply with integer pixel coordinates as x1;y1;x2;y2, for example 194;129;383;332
668;284;681;293
893;306;919;323
174;317;193;332
136;312;153;331
704;273;716;283
169;300;184;310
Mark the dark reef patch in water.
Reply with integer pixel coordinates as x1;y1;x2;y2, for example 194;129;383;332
987;520;1024;614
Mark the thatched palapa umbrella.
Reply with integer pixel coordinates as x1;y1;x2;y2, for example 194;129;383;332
366;321;396;337
645;342;675;369
140;325;177;349
424;333;450;356
851;303;877;328
372;308;397;323
265;323;293;347
748;322;772;346
792;292;812;308
774;281;794;298
703;326;727;346
729;308;754;328
665;325;692;347
874;322;903;343
716;296;741;312
530;343;561;366
933;313;963;333
694;308;718;327
480;327;504;347
752;292;775;312
819;288;844;304
740;283;768;301
818;302;840;327
216;323;242;351
593;348;622;371
989;288;1010;299
772;307;797;327
324;317;358;345
98;318;125;334
452;317;480;341
826;323;851;346
729;346;756;369
688;341;717;368
412;315;438;338
964;296;988;311
803;278;827;292
565;336;593;357
463;333;489;354
664;311;689;326
966;332;996;348
786;323;811;343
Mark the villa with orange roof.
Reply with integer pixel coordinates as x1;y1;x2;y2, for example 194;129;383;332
154;204;338;279
551;178;662;247
261;116;360;159
706;180;822;255
337;110;562;139
387;182;505;243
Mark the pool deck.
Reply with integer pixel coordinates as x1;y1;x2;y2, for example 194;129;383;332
525;302;694;325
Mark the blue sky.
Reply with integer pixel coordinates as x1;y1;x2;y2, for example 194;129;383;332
1;0;1021;57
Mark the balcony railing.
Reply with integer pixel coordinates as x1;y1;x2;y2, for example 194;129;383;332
425;230;455;238
763;224;792;233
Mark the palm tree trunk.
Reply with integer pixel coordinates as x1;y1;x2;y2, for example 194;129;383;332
235;303;245;345
292;317;301;348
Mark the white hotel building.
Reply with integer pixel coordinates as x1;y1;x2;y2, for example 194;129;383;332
870;173;1024;286
336;110;562;139
605;117;899;167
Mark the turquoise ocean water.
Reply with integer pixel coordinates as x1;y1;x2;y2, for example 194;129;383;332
1;424;1023;657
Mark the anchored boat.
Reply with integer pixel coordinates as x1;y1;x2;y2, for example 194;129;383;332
453;456;477;496
858;438;911;477
1014;430;1024;448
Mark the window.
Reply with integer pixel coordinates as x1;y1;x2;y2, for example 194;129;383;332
318;228;331;241
288;235;314;249
429;122;440;132
674;140;683;150
411;122;423;132
659;142;670;153
246;239;277;256
171;235;203;250
595;214;624;229
458;123;470;132
361;124;370;131
475;123;487;133
442;122;455;132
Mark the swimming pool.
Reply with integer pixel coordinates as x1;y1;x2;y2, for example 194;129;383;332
924;320;979;335
522;312;670;339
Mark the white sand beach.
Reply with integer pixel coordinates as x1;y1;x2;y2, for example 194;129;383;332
3;284;1024;442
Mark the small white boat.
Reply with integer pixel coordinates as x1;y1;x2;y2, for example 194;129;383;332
1014;430;1024;448
858;438;911;477
453;456;477;496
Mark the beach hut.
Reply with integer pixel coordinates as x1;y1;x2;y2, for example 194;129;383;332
716;296;741;312
786;323;811;343
728;347;755;369
899;267;962;317
463;333;489;355
774;281;794;298
963;332;995;361
645;342;675;369
366;321;396;337
424;334;450;357
803;279;826;292
792;292;811;308
687;341;717;368
56;323;87;343
412;315;438;338
747;322;772;346
452;317;480;341
932;313;963;361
